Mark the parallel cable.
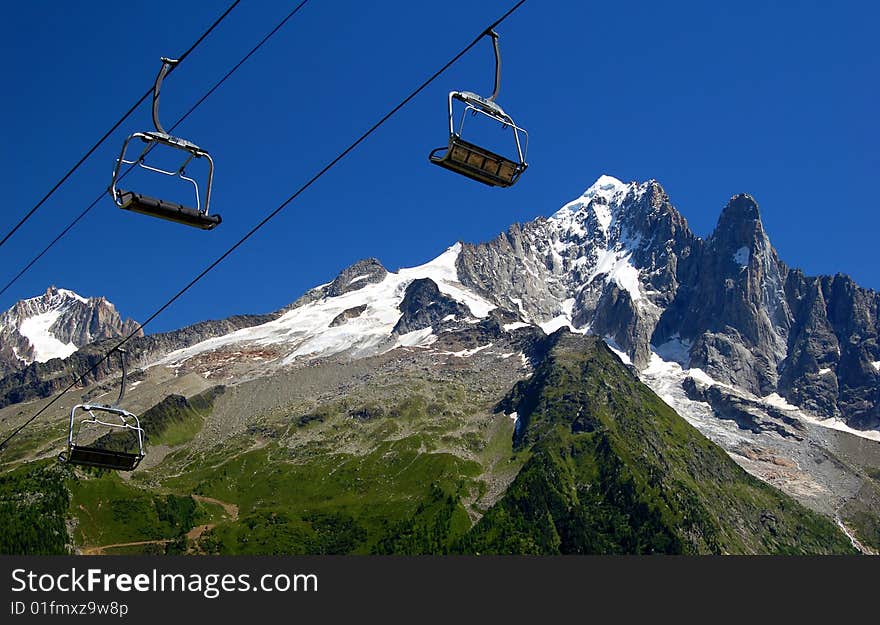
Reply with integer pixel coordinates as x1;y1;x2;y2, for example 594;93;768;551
0;0;311;298
0;0;528;455
0;0;241;251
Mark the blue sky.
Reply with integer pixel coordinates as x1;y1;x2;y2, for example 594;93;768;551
1;0;877;333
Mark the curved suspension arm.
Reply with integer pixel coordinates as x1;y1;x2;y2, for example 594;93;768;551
486;29;501;103
113;348;128;407
152;57;179;135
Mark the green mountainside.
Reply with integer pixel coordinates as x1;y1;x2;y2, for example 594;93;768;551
462;332;854;554
0;331;857;554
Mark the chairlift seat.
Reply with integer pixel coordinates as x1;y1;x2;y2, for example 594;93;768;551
428;31;528;188
62;397;145;472
109;58;219;230
117;190;221;230
430;136;525;188
66;445;144;471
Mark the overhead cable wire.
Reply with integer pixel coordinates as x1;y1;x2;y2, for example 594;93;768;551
0;0;242;251
0;0;312;299
0;0;528;455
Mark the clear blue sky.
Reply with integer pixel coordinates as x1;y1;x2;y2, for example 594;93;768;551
1;1;877;333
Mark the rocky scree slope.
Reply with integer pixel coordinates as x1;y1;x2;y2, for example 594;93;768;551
0;313;276;409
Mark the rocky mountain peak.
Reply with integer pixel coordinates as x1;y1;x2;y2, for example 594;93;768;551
0;286;141;377
720;192;761;222
551;175;642;230
710;193;768;257
326;258;388;297
655;191;792;394
579;173;632;202
285;257;389;312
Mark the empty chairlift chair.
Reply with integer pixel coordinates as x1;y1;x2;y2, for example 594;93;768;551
109;58;221;230
59;349;145;471
429;30;528;187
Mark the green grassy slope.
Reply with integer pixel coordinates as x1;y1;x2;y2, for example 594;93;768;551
461;332;856;554
0;334;858;555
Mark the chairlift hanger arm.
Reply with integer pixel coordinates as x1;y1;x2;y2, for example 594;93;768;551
113;348;127;407
486;29;501;103
152;58;179;135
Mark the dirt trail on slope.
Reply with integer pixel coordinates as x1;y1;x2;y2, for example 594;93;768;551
192;494;239;520
185;495;239;544
80;494;239;555
81;539;173;555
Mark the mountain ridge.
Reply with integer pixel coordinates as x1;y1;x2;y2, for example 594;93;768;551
0;286;141;378
2;175;876;432
1;175;878;550
1;173;879;554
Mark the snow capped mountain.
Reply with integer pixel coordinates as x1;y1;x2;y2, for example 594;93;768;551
138;174;878;438
155;243;496;371
3;174;878;534
0;286;140;376
457;174;697;368
453;175;879;432
547;175;648;303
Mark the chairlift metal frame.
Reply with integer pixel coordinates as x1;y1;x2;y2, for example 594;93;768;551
58;349;145;471
429;30;528;187
109;58;221;230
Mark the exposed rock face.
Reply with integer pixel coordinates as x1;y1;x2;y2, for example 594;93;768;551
0;287;141;377
286;258;389;312
682;377;805;440
781;272;880;428
455;176;879;430
330;305;368;327
392;278;471;335
656;194;792;395
653;193;878;428
325;258;387;297
456;177;697;369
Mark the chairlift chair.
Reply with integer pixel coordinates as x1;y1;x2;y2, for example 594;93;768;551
109;58;221;230
59;349;145;471
429;30;528;187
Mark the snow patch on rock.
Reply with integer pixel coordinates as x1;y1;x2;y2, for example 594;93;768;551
18;311;77;362
733;246;750;267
